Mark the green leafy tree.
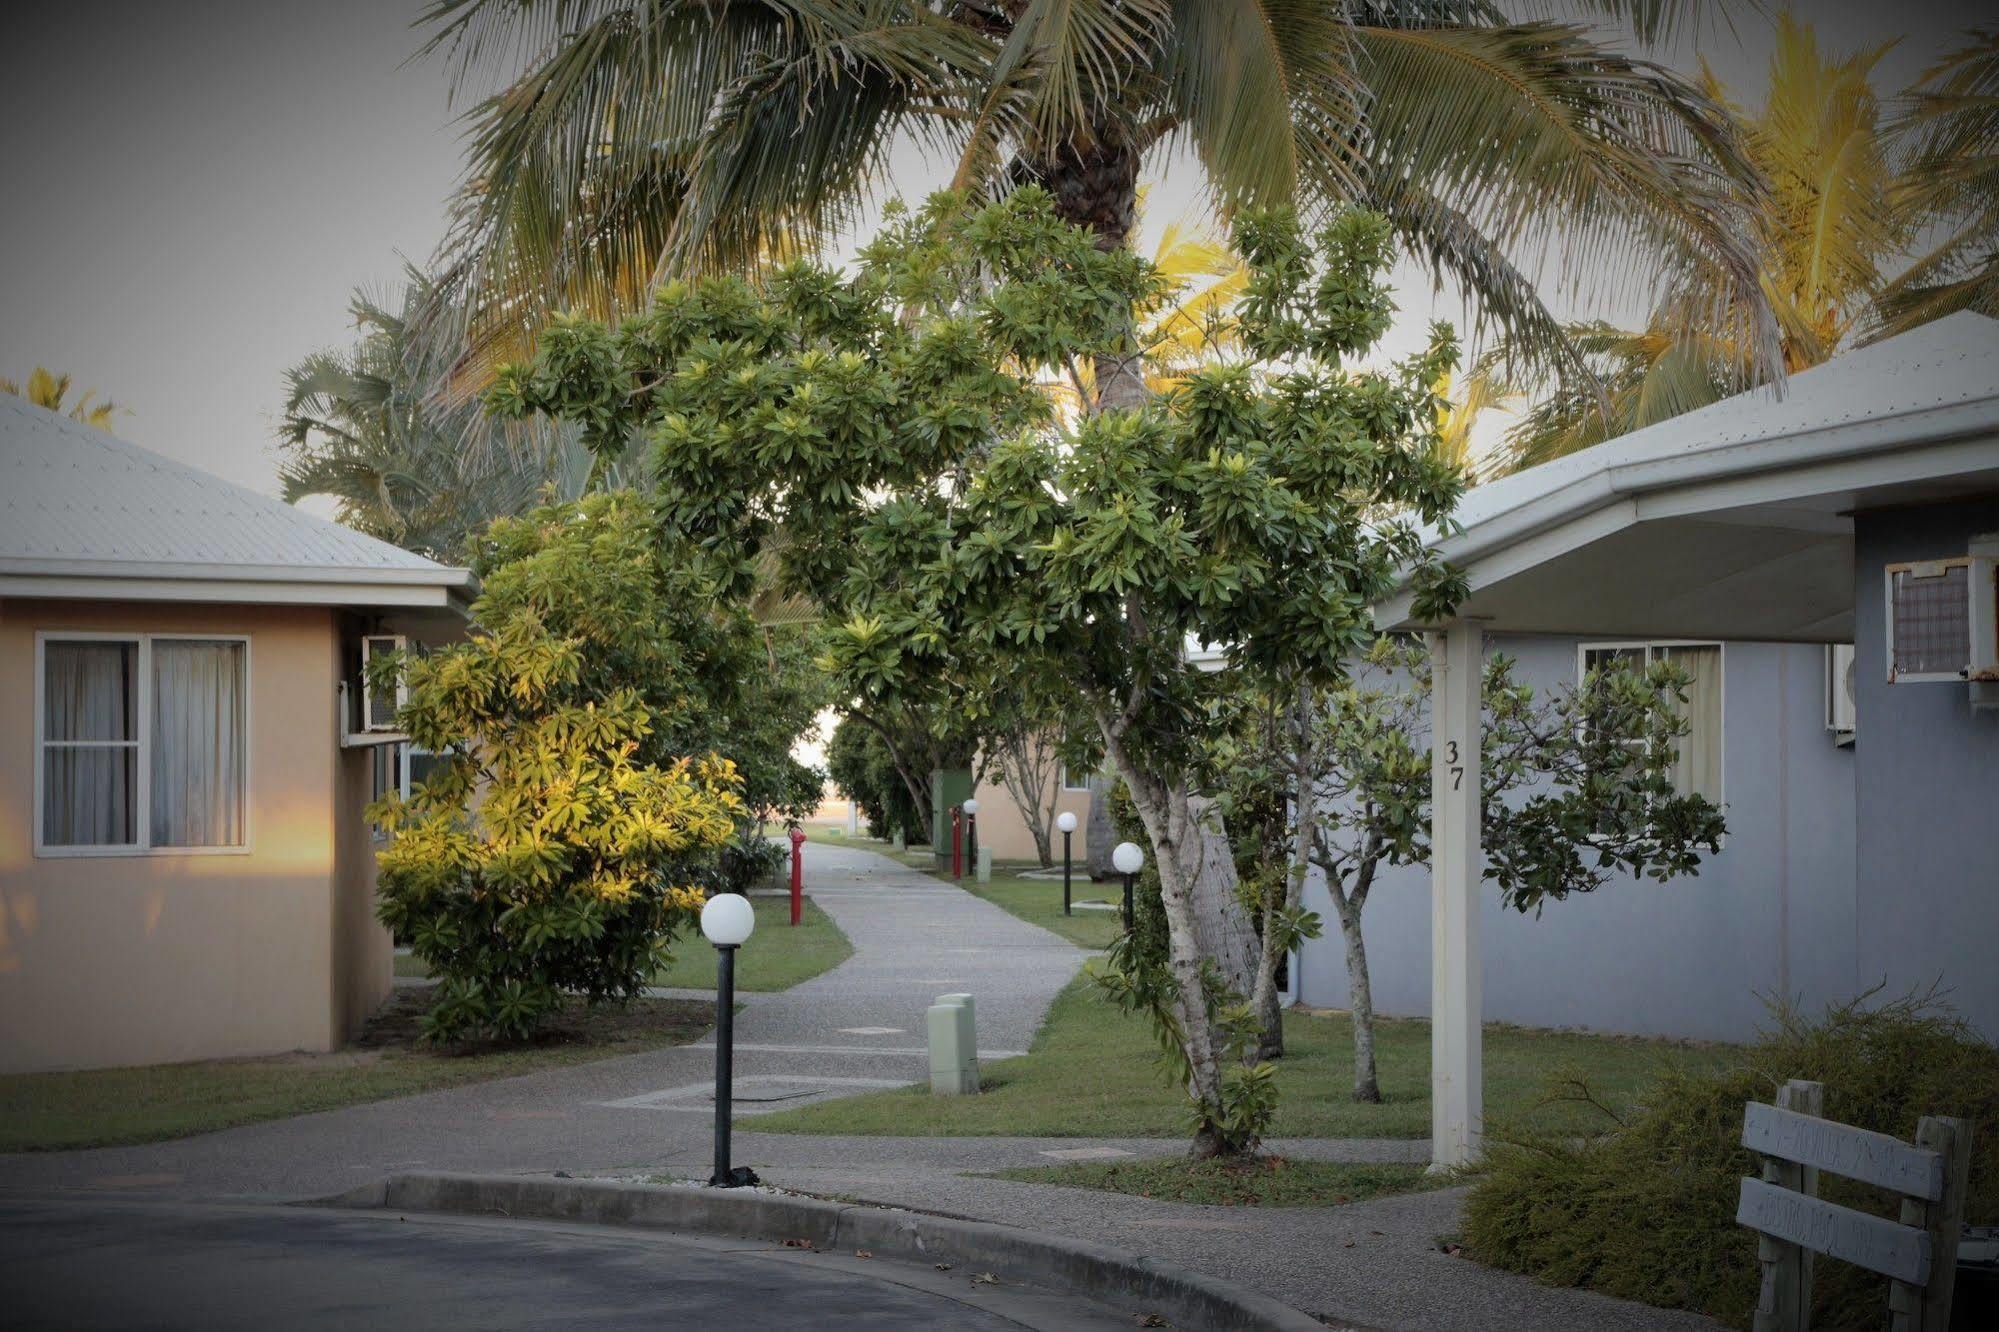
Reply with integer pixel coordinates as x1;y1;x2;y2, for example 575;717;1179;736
372;492;752;1042
1880;28;1999;332
418;0;1774;398
1289;638;1726;1102
487;189;1465;1155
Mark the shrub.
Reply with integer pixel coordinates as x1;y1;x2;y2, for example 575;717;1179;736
1463;994;1999;1329
372;493;744;1042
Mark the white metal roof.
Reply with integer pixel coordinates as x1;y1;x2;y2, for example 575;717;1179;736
1376;312;1999;641
0;395;472;612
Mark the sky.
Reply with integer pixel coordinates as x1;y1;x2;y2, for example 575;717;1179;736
0;0;1978;501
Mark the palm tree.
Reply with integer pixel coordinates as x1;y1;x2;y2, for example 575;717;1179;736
1879;28;1999;333
415;0;1776;402
1491;16;1994;471
1;366;122;429
277;274;582;560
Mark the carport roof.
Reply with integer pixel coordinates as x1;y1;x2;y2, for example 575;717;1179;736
1375;312;1999;643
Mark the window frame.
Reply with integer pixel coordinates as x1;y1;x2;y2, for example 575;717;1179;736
1059;764;1090;794
1575;639;1726;808
33;630;254;859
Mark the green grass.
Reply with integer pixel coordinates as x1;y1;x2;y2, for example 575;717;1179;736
0;988;714;1153
960;863;1125;950
650;895;852;992
754;974;1734;1139
392;896;853;993
989;1156;1444;1208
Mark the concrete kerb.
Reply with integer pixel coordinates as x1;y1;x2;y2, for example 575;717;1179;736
323;1171;1326;1332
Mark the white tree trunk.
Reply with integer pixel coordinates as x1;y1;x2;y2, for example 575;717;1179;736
1182;794;1258;999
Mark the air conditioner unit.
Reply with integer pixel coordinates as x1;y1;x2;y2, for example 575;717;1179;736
360;634;410;731
1825;643;1857;740
1970;533;1998;710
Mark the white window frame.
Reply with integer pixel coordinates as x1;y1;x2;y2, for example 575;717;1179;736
1883;558;1972;684
1575;640;1726;808
1059;764;1090;793
33;630;253;858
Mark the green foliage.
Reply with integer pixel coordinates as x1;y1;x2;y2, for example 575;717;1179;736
826;714;925;844
371;492;746;1042
489;188;1465;1147
1464;994;1999;1330
1313;637;1727;917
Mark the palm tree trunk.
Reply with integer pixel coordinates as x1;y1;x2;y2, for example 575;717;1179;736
1035;137;1148;412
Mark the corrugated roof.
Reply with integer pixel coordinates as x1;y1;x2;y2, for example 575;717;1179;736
0;395;470;595
1449;311;1999;536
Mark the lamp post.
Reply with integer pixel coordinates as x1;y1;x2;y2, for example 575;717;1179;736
1112;841;1144;933
702;892;758;1188
1055;811;1078;915
961;797;979;876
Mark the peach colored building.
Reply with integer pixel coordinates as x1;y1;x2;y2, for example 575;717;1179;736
968;747;1095;865
0;399;470;1074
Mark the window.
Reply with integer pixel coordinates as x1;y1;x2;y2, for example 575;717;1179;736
1578;641;1723;803
368;743;451;841
1059;764;1090;793
37;634;248;854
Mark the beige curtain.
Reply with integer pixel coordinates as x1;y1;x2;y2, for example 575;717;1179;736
1659;645;1723;802
42;641;137;845
151;640;246;847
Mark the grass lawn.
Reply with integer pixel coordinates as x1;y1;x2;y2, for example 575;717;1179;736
989;1156;1445;1208
393;895;853;993
650;895;852;991
754;974;1734;1139
961;862;1125;950
0;986;713;1153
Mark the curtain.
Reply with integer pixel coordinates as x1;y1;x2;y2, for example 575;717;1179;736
1659;645;1723;802
151;640;246;847
42;641;136;845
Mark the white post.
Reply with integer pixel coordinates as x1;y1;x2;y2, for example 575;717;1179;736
1428;621;1483;1170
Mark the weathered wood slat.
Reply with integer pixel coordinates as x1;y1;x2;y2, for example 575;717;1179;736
1737;1178;1931;1285
1743;1102;1945;1200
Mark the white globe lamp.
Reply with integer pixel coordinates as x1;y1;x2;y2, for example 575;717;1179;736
1055;811;1078;834
1111;841;1145;875
701;892;756;948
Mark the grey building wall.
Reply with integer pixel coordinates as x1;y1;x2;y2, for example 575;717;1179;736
1294;634;1860;1042
1852;499;1999;1039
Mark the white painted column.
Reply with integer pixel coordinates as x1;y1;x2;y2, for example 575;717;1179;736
1428;621;1483;1170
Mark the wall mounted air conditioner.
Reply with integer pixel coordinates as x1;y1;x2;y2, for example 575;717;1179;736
1885;534;1999;710
1825;643;1857;742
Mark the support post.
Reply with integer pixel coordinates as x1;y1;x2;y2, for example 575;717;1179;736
1754;1079;1823;1332
1062;830;1073;916
1427;621;1483;1171
1893;1115;1972;1332
709;944;756;1187
788;827;806;926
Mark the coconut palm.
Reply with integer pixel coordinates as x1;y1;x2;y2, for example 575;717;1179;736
1879;28;1999;333
1488;12;1910;470
277;275;584;560
416;0;1775;402
1;367;122;429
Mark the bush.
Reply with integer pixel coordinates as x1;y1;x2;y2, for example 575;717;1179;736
1463;994;1999;1329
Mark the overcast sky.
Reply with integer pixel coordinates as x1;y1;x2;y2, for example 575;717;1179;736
0;1;1975;500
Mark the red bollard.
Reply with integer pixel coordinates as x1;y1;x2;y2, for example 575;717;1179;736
951;807;964;879
788;826;806;926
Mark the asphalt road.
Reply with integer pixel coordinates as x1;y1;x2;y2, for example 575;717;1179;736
0;1197;1136;1330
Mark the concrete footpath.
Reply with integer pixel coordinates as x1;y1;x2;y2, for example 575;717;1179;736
0;843;1715;1330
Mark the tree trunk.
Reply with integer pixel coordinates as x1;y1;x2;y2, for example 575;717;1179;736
1335;891;1381;1103
1036;136;1148;414
1252;684;1317;1059
1084;770;1116;879
1183;793;1258;1000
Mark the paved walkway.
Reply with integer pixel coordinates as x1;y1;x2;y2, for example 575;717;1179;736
0;843;1715;1330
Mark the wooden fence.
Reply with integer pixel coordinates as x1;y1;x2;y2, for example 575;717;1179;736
1736;1078;1973;1331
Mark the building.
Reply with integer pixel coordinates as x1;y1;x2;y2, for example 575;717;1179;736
0;398;471;1074
967;746;1096;865
1356;312;1999;1165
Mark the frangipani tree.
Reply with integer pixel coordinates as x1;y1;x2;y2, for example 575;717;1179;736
490;189;1464;1154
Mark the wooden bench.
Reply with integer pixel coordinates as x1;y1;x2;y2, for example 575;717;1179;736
1737;1079;1973;1331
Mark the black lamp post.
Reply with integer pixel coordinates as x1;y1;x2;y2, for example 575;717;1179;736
702;892;758;1188
1112;841;1144;932
1056;811;1077;915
